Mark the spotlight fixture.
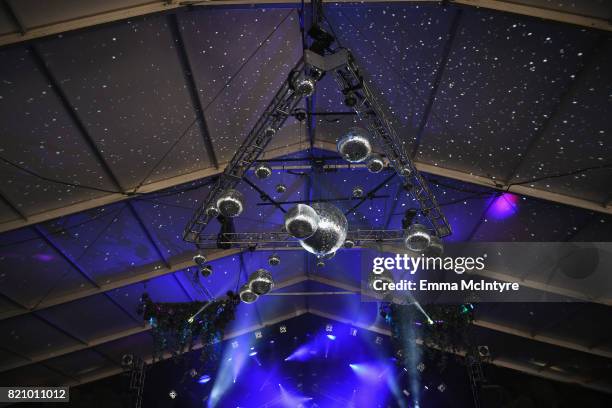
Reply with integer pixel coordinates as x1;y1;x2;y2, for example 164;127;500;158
404;223;432;252
198;374;211;384
366;153;384;173
417;362;426;372
216;189;245;217
285;204;320;239
206;204;220;218
200;264;213;278
325;324;333;332
239;284;258;304
254;163;272;179
337;127;372;163
279;325;287;334
193;253;206;266
268;253;281;266
255;331;263;339
326;334;336;340
352;186;364;198
275;183;287;193
248;269;274;295
344;91;358;107
344;239;355;248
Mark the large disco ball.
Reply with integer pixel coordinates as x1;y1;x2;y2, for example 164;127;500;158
337;127;372;163
216;189;245;217
300;203;348;257
285;204;320;239
248;268;274;295
404;223;431;252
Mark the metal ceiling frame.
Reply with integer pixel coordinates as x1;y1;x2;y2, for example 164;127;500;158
0;0;610;48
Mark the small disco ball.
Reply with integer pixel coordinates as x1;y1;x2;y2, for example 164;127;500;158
264;127;276;138
248;268;274;295
216;189;245;217
437;383;446;393
424;235;444;257
189;368;198;378
206;204;220;217
367;154;384;173
200;264;213;278
193;253;206;266
344;91;358;107
268;254;281;266
276;183;287;193
344;239;355;248
352;186;364;198
121;354;133;368
416;362;426;372
169;390;177;400
294;77;316;96
300;203;348;257
337;127;372;163
254;163;272;179
285;204;320;239
404;224;431;252
239;284;258;304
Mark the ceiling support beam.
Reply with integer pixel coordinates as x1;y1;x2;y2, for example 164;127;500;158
168;13;219;169
0;189;27;221
411;8;462;158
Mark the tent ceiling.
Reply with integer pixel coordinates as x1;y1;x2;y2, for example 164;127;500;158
0;0;611;396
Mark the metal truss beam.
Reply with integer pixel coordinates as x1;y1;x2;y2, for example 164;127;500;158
0;0;609;47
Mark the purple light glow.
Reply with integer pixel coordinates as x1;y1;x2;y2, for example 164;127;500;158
488;193;518;220
33;253;54;262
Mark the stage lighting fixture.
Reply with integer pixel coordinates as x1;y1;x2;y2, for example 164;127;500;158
121;354;133;368
337;127;372;163
325;324;333;332
255;163;272;179
248;268;274;295
268;254;281;266
404;223;432;252
375;336;383;345
350;328;358;336
417;362;426;372
280;325;287;334
249;350;258;357
255;331;263;339
198;374;211;384
193;253;206;266
437;383;446;393
352;186;364;198
200;264;213;277
402;389;410;397
239;284;258;304
169;390;177;399
326;334;336;340
478;345;490;358
285;204;320;239
206;204;220;217
344;239;355;248
217;189;245;217
231;341;239;349
276;183;287;193
366;153;384;173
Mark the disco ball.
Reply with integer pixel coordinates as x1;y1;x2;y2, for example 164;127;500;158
344;239;355;248
285;204;320;239
239;284;258;304
294;77;316;96
367;154;384;173
400;166;412;177
193;253;206;266
321;251;336;260
404;224;431;252
352;186;364;198
424;235;444;257
337;127;372;163
300;203;348;257
217;189;245;217
206;204;220;217
264;127;276;138
248;268;274;295
254;163;272;179
276;183;287;193
268;254;281;266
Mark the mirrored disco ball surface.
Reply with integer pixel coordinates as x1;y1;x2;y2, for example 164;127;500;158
249;268;274;295
300;203;348;256
217;189;245;217
337;127;372;163
285;204;320;239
